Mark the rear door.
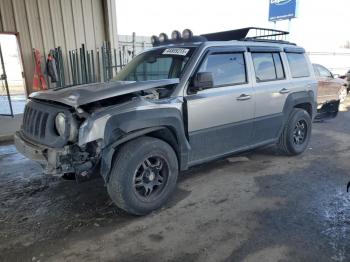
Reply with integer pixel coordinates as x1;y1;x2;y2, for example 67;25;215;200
186;47;255;164
249;47;291;143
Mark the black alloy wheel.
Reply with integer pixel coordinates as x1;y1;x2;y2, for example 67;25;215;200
133;156;169;199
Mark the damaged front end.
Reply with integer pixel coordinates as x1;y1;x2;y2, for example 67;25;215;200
15;131;101;182
14;97;102;182
15;78;181;182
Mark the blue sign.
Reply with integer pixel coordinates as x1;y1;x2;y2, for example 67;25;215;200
269;0;297;21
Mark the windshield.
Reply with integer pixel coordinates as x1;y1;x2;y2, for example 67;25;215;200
114;47;195;81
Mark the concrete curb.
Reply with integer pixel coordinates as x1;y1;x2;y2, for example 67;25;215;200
0;135;14;143
0;114;22;144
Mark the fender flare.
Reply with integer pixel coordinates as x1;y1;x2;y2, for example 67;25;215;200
100;108;190;182
278;90;317;138
282;90;316;121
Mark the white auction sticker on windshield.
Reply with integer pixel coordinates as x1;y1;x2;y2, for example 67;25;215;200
162;48;190;56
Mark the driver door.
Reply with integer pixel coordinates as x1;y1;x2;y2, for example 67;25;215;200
185;48;255;164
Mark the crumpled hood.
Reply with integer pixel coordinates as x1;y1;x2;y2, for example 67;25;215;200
30;79;180;108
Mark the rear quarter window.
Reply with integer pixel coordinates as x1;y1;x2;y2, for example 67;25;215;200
286;53;310;78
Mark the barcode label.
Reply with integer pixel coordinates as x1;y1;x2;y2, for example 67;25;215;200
162;48;190;56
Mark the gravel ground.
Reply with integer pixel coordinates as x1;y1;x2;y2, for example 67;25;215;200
1;99;350;262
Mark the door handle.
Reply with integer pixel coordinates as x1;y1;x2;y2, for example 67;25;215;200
279;88;290;94
236;94;251;101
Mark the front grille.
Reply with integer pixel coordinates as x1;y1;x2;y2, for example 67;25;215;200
23;106;49;139
21;99;71;148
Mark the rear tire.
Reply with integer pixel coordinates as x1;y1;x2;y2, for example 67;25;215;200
277;108;312;155
107;136;178;216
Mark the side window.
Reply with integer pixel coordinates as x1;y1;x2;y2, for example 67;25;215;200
251;52;285;82
313;65;320;77
197;52;247;87
317;65;332;78
286;53;310;78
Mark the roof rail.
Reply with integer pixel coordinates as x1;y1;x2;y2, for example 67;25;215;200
241;38;296;46
201;27;289;42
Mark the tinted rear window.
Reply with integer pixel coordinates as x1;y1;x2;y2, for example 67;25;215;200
286;53;310;78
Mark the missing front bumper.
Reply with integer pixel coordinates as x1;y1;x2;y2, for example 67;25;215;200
14;132;100;180
14;132;72;175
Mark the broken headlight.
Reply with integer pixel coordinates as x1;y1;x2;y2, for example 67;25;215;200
55;113;66;137
55;113;78;142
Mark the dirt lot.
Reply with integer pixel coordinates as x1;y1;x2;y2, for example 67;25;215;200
1;99;350;262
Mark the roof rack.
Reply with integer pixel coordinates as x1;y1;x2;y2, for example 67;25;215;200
201;27;289;42
151;27;291;47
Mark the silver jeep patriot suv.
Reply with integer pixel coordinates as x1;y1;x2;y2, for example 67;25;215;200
15;28;317;215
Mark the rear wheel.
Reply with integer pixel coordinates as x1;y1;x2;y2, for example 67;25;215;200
277;108;312;155
107;137;178;215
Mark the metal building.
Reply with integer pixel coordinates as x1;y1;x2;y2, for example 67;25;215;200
0;0;118;94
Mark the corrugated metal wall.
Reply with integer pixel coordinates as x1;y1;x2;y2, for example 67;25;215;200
0;0;117;94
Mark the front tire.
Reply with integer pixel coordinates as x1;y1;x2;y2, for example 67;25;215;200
277;108;312;155
107;137;178;216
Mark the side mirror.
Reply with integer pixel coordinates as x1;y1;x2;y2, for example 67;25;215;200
192;72;214;91
333;73;340;79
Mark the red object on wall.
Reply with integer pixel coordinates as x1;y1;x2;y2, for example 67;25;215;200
32;49;47;91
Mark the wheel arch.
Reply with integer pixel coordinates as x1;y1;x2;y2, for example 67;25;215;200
294;102;313;117
283;90;316;120
100;108;191;182
277;90;316;140
146;127;181;162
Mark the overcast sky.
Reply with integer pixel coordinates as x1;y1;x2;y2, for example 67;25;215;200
116;0;349;51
